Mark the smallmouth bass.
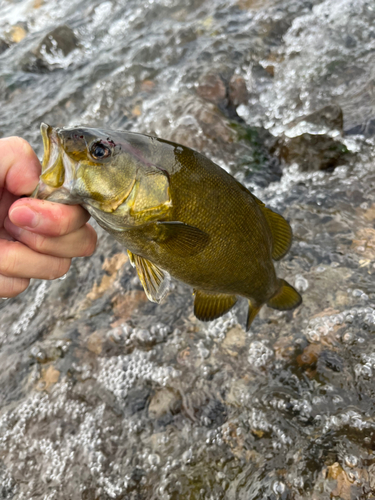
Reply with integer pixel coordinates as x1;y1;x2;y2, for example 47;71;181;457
33;123;302;329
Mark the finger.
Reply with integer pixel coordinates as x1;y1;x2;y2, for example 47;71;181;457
0;274;30;298
0;227;15;241
0;137;41;195
5;220;97;258
0;239;71;280
9;198;90;236
0;189;18;226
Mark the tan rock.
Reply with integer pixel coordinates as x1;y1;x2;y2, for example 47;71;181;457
222;325;246;356
148;388;181;418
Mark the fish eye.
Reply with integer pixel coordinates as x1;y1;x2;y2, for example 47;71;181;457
90;142;111;160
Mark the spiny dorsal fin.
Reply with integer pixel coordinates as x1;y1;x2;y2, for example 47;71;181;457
127;250;170;303
194;290;237;321
143;221;210;257
267;279;302;310
250;194;292;261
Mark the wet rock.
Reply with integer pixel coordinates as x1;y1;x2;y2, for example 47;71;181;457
296;344;321;368
148;388;181;419
111;290;148;323
39;25;79;57
317;350;344;373
228;74;249;107
196;73;227;104
153;93;236;152
201;398;227;427
285;104;344;136
7;24;28;44
126;386;151;414
0;39;10;55
21;25;79;72
222;325;246;357
36;365;60;391
274;104;349;171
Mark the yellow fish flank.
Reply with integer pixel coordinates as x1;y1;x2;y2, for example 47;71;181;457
33;123;302;330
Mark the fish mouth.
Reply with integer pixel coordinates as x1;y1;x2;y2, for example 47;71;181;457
32;123;78;203
40;123;65;187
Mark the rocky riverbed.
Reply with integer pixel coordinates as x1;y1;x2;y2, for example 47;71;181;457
1;0;375;498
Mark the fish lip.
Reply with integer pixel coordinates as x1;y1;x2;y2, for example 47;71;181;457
36;122;82;204
35;123;67;199
40;122;61;172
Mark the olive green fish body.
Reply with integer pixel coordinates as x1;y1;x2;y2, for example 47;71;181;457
34;124;302;329
114;149;277;302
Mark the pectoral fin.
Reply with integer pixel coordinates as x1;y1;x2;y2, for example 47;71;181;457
194;290;237;321
127;250;170;303
143;222;210;257
267;279;302;310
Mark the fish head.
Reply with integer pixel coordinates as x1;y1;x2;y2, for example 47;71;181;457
34;123;172;230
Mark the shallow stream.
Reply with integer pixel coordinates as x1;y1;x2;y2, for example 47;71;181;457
1;0;375;498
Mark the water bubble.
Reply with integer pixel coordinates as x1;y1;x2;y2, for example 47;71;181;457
273;481;285;495
248;341;273;367
148;453;160;466
344;455;358;468
295;275;309;292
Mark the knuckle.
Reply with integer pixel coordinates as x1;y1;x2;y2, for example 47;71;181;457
12;137;35;159
34;234;49;254
8;278;30;297
48;258;71;280
55;206;72;237
55;207;69;236
0;242;19;276
82;229;97;256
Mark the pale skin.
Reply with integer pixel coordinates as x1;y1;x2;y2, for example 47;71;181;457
0;137;97;298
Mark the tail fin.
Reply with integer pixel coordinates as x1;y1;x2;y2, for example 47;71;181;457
267;279;302;311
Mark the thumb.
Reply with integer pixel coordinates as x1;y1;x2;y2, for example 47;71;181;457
0;137;41;196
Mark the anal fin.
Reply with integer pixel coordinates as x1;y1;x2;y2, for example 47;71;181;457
127;250;170;303
246;301;261;331
194;290;237;322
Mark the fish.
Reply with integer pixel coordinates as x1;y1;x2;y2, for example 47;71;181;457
33;123;302;330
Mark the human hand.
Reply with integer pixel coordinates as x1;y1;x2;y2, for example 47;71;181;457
0;137;97;298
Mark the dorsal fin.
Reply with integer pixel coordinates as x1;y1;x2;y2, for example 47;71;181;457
250;194;292;261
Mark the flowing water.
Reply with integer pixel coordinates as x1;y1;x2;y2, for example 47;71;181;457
1;0;375;498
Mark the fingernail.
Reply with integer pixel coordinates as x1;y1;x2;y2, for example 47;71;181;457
9;206;40;229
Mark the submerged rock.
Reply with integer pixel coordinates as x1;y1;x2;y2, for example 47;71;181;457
274;104;349;171
1;0;375;498
148;388;182;419
278;133;349;171
21;25;79;72
0;39;10;55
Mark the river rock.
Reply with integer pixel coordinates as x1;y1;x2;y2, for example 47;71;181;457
0;39;10;55
196;73;227;105
148;388;182;419
21;25;79;72
274;104;349;171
